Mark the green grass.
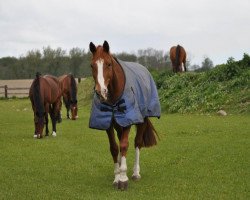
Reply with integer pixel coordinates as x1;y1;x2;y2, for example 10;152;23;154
0;97;249;199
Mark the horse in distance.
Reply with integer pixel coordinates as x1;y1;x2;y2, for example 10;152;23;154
170;45;187;72
58;74;78;120
89;41;161;190
29;73;62;139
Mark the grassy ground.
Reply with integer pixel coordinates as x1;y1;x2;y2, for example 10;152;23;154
0;98;249;199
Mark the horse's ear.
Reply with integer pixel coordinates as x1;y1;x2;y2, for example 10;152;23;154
89;42;96;54
103;40;109;53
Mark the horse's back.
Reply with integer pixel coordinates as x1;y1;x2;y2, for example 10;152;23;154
42;75;62;102
118;59;160;118
58;74;68;83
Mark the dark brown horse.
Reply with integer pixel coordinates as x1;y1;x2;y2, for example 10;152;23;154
29;73;62;139
89;41;160;190
170;45;187;72
58;74;78;120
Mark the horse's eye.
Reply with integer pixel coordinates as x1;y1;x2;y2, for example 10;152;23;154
107;63;112;67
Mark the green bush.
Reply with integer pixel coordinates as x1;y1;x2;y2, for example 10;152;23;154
157;54;250;114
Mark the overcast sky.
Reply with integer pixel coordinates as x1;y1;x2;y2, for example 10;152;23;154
0;0;249;65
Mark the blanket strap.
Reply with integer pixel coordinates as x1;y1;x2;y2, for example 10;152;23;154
100;99;127;113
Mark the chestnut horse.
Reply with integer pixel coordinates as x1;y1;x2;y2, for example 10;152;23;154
29;73;62;139
89;41;161;190
170;45;187;72
58;74;78;120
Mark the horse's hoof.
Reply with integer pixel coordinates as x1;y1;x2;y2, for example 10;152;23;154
113;182;118;189
33;134;37;138
118;180;128;191
132;174;141;181
52;132;57;137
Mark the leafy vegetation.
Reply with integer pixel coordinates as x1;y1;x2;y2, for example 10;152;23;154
156;54;250;114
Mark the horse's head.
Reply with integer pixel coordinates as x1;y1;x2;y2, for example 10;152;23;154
70;100;78;120
34;111;45;138
89;41;113;102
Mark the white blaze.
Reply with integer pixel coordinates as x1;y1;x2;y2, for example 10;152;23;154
96;59;108;99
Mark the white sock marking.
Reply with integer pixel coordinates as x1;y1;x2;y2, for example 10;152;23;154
119;156;128;182
113;163;120;184
133;147;141;177
52;131;56;137
181;64;185;72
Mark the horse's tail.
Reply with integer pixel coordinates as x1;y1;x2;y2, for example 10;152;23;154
142;118;159;147
175;45;181;67
33;72;44;117
70;74;77;103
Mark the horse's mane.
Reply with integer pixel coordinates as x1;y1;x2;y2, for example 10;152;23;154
33;72;44;117
175;45;181;67
69;74;77;103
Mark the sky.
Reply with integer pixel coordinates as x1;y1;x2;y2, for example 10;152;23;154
0;0;250;66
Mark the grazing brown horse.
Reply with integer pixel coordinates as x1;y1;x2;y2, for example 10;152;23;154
170;45;187;72
58;74;78;120
89;41;161;190
29;73;62;139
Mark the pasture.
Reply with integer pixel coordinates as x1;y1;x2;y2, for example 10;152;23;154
0;96;249;199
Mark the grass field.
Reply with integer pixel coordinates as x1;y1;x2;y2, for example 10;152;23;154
0;98;249;200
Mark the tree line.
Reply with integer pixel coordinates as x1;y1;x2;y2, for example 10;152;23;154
0;46;214;80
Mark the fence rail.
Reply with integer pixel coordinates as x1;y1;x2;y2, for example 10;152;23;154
0;85;30;98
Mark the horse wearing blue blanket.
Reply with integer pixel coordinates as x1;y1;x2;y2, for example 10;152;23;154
89;41;161;190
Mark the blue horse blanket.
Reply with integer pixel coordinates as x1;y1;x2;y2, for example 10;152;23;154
89;58;161;130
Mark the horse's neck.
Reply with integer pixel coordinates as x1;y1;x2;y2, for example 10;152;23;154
109;58;125;104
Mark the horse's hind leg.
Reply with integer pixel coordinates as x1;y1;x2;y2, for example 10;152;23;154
183;60;187;72
132;122;146;181
45;112;49;137
106;125;120;188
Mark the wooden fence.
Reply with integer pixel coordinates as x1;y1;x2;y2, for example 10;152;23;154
0;85;30;98
0;78;82;98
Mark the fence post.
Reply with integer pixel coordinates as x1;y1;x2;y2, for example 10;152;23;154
4;85;8;98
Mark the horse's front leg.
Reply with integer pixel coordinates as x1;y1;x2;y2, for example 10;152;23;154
49;105;57;137
106;126;120;187
118;126;131;190
63;95;70;119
